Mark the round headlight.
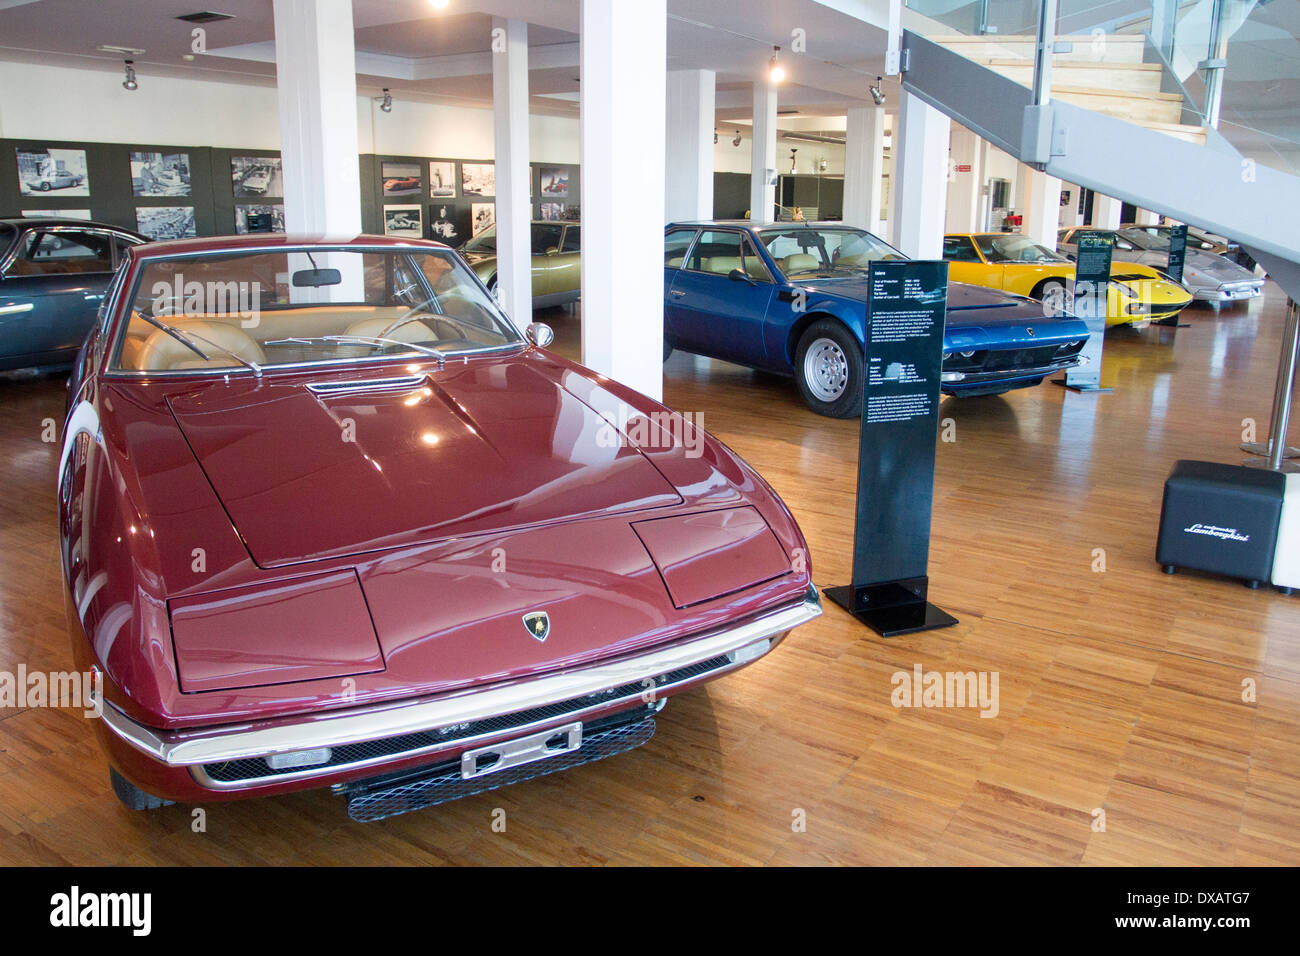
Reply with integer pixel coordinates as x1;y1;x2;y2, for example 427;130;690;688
942;352;952;360
960;350;976;358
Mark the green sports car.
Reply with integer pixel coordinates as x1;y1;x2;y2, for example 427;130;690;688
459;220;580;308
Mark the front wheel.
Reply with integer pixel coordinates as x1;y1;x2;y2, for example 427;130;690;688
794;319;863;418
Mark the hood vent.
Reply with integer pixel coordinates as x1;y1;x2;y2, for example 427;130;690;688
305;375;428;396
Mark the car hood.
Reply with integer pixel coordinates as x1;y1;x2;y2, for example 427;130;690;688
1182;249;1257;283
165;357;682;568
793;275;1081;336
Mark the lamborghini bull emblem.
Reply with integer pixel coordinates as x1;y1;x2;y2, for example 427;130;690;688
523;611;550;642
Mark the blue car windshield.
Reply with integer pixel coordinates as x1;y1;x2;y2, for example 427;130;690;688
758;227;905;278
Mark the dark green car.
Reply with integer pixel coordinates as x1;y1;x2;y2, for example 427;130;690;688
459;221;580;308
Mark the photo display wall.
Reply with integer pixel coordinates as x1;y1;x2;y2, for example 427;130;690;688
1;138;579;251
366;154;580;247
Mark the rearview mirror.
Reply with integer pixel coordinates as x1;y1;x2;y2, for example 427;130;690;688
728;268;755;285
292;268;342;287
526;322;554;348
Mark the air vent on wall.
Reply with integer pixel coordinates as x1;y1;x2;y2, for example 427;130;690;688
176;11;235;24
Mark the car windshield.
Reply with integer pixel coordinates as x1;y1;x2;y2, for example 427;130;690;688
1118;227;1165;251
973;234;1067;264
758;226;904;278
110;246;522;374
462;225;497;254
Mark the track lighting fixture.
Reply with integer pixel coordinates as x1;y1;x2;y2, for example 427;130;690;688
732;130;743;147
870;75;886;106
380;88;393;112
122;59;138;91
769;46;784;84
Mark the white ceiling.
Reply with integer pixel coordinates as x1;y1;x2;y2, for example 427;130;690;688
0;0;891;134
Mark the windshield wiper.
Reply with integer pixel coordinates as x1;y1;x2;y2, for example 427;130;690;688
264;334;449;369
136;314;264;378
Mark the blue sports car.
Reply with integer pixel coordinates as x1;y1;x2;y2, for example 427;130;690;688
664;221;1091;417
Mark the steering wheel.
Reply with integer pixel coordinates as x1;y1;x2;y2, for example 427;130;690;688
379;310;469;342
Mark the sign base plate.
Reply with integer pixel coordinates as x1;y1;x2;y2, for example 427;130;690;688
1052;377;1113;394
823;585;958;638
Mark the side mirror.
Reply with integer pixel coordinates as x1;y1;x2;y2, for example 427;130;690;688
526;322;554;348
728;268;755;285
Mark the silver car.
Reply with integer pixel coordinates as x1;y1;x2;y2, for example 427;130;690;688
1058;226;1264;306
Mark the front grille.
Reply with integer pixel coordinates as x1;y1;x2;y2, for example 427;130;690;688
344;715;657;822
980;343;1079;372
199;654;731;785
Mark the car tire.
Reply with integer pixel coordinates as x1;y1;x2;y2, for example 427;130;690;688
110;767;174;811
1035;279;1071;317
794;319;862;418
38;181;51;191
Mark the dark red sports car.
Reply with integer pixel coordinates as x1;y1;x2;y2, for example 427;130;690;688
59;234;819;821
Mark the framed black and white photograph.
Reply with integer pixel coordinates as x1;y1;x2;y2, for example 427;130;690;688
461;162;494;197
540;202;566;221
235;203;285;234
17;147;90;197
428;204;468;245
429;161;456;198
21;208;91;220
231;156;283;199
383;203;423;238
381;161;422;197
470;202;495;235
130;151;191;197
135;206;197;240
539;166;568;198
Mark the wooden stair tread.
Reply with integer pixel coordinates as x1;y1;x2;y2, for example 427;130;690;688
1052;86;1185;102
984;58;1162;71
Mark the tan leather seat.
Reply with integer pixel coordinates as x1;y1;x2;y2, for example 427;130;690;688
705;256;742;276
781;253;819;273
136;322;266;372
665;256;685;268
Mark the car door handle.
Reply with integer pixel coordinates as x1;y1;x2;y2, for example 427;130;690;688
670;290;686;298
83;293;104;300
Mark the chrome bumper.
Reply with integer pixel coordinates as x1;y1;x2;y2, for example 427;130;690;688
95;586;821;778
1197;284;1263;302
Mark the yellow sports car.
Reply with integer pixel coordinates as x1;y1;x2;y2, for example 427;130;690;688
943;232;1192;327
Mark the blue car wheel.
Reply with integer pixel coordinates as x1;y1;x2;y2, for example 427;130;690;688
795;319;863;418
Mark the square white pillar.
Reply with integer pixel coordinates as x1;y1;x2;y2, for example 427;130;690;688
665;69;715;223
1019;167;1062;249
1059;182;1084;228
580;0;666;402
1092;193;1123;229
493;18;531;325
272;0;361;238
891;90;949;259
843;105;886;235
944;123;984;235
1133;207;1160;225
750;81;778;221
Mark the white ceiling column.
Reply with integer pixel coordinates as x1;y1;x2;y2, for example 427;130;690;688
492;17;531;325
1132;207;1160;225
944;123;984;235
843;105;886;235
890;89;949;259
580;0;666;402
1093;193;1123;229
1060;182;1085;228
750;80;777;221
272;0;360;237
1019;167;1062;249
665;69;715;223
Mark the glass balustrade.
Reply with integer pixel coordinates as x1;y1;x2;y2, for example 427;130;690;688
903;0;1300;176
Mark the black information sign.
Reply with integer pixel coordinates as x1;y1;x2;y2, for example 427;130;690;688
1166;223;1188;285
824;259;957;637
1056;233;1113;392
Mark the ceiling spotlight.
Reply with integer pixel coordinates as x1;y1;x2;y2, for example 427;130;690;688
380;87;392;112
122;59;138;91
869;75;886;106
732;130;743;147
713;128;718;144
428;0;450;8
769;46;784;84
